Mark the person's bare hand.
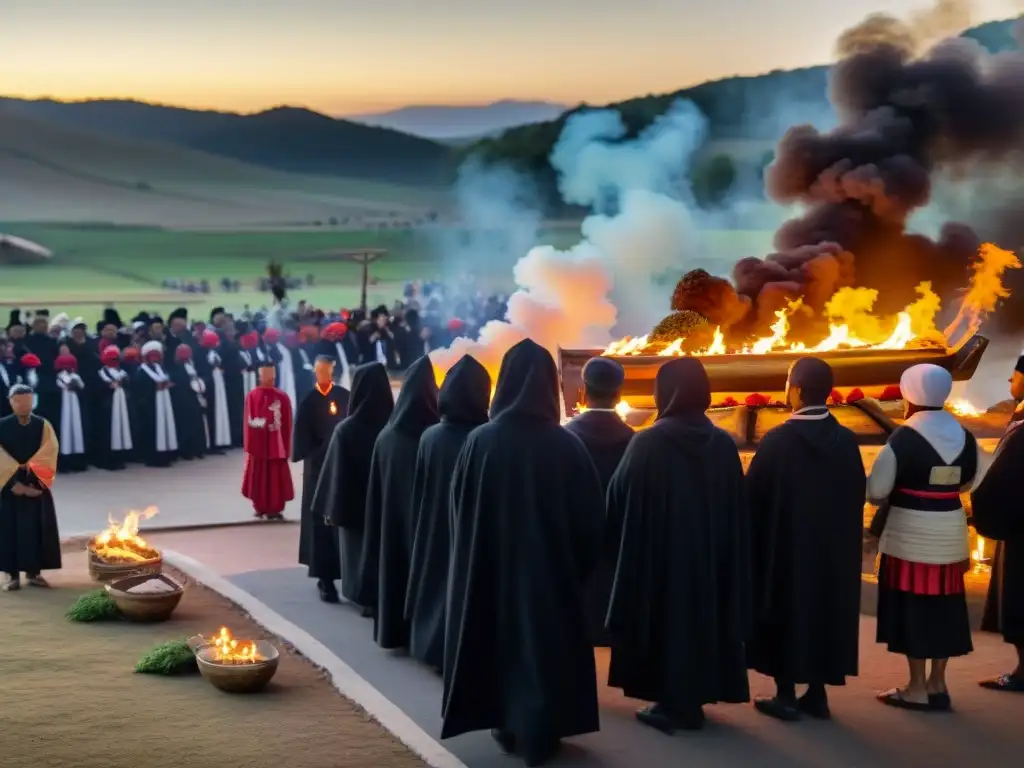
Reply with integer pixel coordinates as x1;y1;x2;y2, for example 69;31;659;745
22;487;42;498
11;482;27;496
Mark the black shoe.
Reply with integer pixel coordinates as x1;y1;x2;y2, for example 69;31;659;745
797;692;831;720
755;696;801;721
636;703;703;734
928;691;952;711
317;581;339;604
490;729;515;755
522;738;559;767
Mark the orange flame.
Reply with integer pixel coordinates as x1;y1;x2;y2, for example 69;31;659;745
89;507;160;563
210;627;265;664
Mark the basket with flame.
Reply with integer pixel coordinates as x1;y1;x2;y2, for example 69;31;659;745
86;507;163;582
190;627;280;693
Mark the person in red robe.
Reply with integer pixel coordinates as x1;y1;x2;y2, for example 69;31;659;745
242;358;295;520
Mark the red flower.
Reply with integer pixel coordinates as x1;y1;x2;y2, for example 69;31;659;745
20;353;41;369
721;396;739;407
846;387;865;403
745;392;770;407
880;385;902;401
829;388;844;405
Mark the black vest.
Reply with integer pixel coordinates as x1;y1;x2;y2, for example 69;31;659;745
887;424;977;512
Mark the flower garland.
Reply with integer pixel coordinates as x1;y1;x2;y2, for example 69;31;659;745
711;385;902;410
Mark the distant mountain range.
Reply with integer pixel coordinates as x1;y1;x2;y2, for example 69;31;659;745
348;100;570;140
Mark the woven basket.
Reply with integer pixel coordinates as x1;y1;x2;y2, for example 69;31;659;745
105;573;184;623
86;546;162;583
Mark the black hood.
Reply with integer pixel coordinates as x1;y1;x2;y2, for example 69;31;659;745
786;410;845;455
490;339;559;424
348;362;394;430
653;412;718;453
390;355;440;437
566;409;633;447
440;355;490;427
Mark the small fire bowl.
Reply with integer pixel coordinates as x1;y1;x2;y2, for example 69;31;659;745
195;641;280;694
87;546;163;583
105;573;184;622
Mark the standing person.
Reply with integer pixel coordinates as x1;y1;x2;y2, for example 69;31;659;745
218;320;245;448
238;329;260;398
323;322;355;390
405;355;490;670
563;357;634;647
364;355;440;648
21;311;60;428
745;357;866;721
971;353;1024;693
870;363;988;711
293;354;349;602
605;357;751;733
54;353;88;473
93;346;132;470
311;362;393;610
264;328;297;415
169;345;209;461
241;359;294;520
287;329;314;404
200;330;232;454
442;340;604;766
0;384;61;591
0;339;16;418
133;341;178;467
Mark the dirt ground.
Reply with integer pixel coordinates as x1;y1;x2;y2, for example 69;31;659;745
0;551;428;768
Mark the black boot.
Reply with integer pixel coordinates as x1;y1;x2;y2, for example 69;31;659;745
317;579;339;604
754;679;801;721
636;703;703;734
798;684;831;719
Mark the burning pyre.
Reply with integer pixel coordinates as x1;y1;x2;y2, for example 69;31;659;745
208;627;266;665
89;507;160;563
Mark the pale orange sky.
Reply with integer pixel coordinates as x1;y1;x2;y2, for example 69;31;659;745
1;1;1019;114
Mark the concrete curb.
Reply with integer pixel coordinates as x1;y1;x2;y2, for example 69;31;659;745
63;518;298;539
162;549;467;768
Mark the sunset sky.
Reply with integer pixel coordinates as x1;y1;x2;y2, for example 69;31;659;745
2;0;1019;115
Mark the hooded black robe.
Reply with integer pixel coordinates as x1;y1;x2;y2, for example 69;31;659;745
310;363;393;600
441;339;604;747
91;365;133;469
293;382;349;578
219;334;245;447
605;357;751;712
21;332;60;427
363;355;440;648
405;355;490;668
168;357;209;460
564;408;634;647
0;414;62;575
973;421;1024;645
745;407;866;685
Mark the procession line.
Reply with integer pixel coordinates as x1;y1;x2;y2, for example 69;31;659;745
163;550;468;768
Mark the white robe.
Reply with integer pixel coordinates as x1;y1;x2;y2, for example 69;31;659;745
335;342;353;390
275;343;297;414
184;360;210;449
240;350;257;397
99;366;133;451
206;350;232;448
140;362;178;452
56;370;86;455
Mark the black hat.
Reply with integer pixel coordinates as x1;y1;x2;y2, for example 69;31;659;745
1015;354;1024;375
35;309;49;318
582;357;625;397
102;308;123;328
131;312;151;324
149;315;165;326
6;309;22;330
169;307;188;322
210;307;225;322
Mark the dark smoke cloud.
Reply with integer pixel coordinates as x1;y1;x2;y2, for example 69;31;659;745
677;9;1024;337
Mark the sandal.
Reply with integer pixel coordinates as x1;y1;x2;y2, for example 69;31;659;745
979;674;1024;693
877;688;933;711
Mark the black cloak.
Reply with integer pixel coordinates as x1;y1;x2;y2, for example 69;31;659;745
745;406;866;685
605;357;751;712
293;382;349;580
90;365;132;470
168;358;208;460
405;355;490;669
363;354;440;648
973;422;1024;645
132;362;177;467
441;339;604;747
310;363;392;602
563;408;634;647
218;333;245;447
0;414;62;574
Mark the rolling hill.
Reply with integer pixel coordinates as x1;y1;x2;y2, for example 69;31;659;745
348;100;570;139
0;98;452;186
467;15;1023;181
0;109;442;227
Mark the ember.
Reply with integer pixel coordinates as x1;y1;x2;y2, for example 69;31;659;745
89;507;160;563
209;627;265;665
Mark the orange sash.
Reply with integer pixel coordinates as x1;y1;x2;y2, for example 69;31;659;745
0;419;58;489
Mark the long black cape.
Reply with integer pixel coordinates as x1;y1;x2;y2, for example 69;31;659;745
973;423;1024;644
364;355;440;648
310;363;393;602
0;415;62;574
168;361;208;460
132;364;176;467
564;409;634;646
405;355;490;668
293;383;349;580
90;368;131;469
745;412;865;685
605;415;751;710
442;339;603;745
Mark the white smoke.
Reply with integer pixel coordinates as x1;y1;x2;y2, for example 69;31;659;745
431;98;709;377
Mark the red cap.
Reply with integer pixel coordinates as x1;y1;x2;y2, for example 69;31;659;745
299;325;319;343
324;322;347;341
122;347;140;361
55;353;78;371
263;328;281;345
239;331;259;350
20;353;41;368
175;345;193;362
339;309;351;321
200;330;220;349
101;346;121;365
447;318;464;332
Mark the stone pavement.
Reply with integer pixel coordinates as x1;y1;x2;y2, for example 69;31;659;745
149;525;1024;768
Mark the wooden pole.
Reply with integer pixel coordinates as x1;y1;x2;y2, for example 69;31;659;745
360;254;369;313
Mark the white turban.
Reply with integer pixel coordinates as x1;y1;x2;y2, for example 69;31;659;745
900;363;952;408
141;341;163;358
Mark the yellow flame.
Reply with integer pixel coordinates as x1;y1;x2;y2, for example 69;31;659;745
944;243;1022;345
329;401;338;416
90;507;160;563
949;399;982;417
573;400;631;422
210;627;264;664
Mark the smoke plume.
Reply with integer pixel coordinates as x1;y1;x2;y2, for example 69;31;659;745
676;3;1024;338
